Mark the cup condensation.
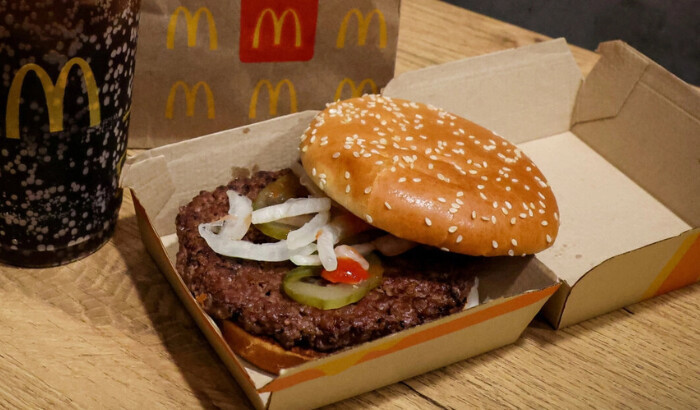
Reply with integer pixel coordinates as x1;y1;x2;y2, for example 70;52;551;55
0;0;141;267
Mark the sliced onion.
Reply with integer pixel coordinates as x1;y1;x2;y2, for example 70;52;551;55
334;245;370;270
199;235;315;262
317;225;340;271
372;234;417;256
290;254;321;266
465;277;480;309
251;197;331;224
198;190;253;243
286;211;330;250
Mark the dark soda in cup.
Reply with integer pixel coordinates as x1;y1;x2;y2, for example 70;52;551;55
0;0;141;267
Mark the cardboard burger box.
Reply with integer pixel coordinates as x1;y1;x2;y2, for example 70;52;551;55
383;38;700;329
122;38;699;408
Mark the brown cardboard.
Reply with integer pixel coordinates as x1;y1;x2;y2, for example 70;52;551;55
123;38;699;407
123;111;560;409
382;38;699;328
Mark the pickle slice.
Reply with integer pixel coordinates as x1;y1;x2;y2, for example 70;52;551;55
253;173;310;239
282;254;383;310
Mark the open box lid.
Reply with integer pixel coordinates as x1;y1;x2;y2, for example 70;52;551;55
383;38;700;328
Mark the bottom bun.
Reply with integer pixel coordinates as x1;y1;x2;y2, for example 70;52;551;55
221;320;325;374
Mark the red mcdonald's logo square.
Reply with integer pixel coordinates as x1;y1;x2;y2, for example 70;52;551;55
240;0;318;63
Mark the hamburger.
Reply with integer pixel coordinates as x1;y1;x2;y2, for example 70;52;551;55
175;95;559;374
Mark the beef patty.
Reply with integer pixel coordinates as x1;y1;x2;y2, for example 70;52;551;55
176;169;476;353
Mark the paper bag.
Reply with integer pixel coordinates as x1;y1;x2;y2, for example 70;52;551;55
129;0;400;147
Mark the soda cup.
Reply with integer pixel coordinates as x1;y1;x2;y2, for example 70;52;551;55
0;0;141;267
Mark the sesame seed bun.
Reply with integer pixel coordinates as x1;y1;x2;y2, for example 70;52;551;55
299;95;559;256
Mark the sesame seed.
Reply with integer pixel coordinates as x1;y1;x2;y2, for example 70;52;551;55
510;217;516;225
438;197;447;203
375;160;384;165
491;215;497;224
345;171;350;179
312;168;317;176
448;226;458;233
492;201;498;208
332;152;341;159
541;220;549;226
385;202;392;210
469;170;478;175
538;209;545;214
492;240;499;249
554;212;559;221
511;239;518;246
456;235;463;243
345;185;351;193
457;191;464;197
364;187;372;194
365;214;373;223
319;173;326;179
480;192;487;200
353;152;360;158
413;178;421;182
449;208;458;213
398;177;407;183
425;217;432;226
501;207;508;215
508;250;515;256
505;201;512;209
546;234;552;243
441;247;450;252
472;211;477;219
481;216;490;221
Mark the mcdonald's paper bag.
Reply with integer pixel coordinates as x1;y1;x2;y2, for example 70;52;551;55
129;0;400;147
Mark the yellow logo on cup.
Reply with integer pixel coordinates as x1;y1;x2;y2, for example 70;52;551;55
253;8;302;48
334;78;378;101
5;58;101;140
336;9;387;49
166;6;218;50
165;81;215;119
248;79;298;119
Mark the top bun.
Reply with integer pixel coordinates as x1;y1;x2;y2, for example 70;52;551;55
299;95;559;256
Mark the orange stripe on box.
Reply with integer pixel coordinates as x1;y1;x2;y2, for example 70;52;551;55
259;284;559;393
643;231;700;300
654;232;700;297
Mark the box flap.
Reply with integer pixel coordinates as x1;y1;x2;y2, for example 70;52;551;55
572;41;700;226
383;38;582;143
519;131;690;286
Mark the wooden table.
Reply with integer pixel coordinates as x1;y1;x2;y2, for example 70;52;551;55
2;0;698;408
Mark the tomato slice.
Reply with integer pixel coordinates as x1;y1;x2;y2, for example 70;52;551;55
321;257;369;284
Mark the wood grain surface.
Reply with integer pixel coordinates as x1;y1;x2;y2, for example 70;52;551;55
1;0;698;409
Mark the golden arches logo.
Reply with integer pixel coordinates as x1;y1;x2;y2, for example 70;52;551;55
165;81;215;119
248;79;298;119
253;8;302;48
166;6;218;50
5;58;101;140
334;78;378;101
336;9;387;49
